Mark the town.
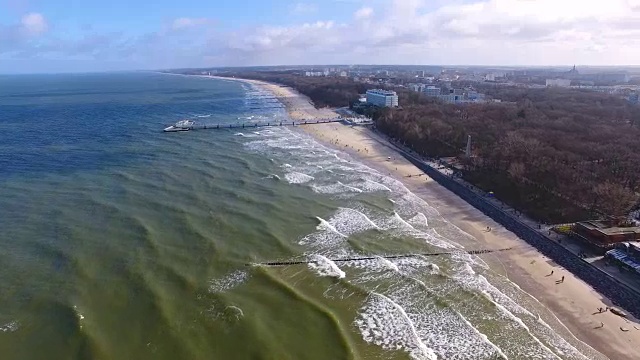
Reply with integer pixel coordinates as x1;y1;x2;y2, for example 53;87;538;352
190;65;640;106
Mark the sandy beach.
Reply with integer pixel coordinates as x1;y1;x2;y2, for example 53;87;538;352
211;75;640;360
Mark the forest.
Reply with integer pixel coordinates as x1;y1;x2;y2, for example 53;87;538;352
223;71;371;108
224;71;640;223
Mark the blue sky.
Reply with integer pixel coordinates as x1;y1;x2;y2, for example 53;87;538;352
1;0;639;73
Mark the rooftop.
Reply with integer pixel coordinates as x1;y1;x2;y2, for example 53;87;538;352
366;89;397;96
577;220;640;236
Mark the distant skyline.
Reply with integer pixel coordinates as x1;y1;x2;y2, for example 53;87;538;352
2;0;640;73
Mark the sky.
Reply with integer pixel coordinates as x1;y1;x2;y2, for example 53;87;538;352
2;0;640;73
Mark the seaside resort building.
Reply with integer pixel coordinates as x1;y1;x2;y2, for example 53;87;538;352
567;220;640;251
606;242;640;279
366;89;399;108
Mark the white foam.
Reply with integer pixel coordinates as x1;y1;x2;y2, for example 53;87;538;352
456;311;509;359
376;256;400;272
356;292;437;360
234;132;245;136
262;174;281;180
284;172;314;184
0;321;19;332
209;270;248;293
316;216;348;238
330;207;380;235
225;305;244;320
337;181;363;193
393;212;415;230
362;179;392;192
73;305;85;321
488;294;563;360
312;182;363;194
308;254;346;279
408;213;429;229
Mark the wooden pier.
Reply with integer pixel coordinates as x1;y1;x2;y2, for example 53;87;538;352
164;118;346;132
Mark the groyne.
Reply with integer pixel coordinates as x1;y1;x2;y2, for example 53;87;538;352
250;247;514;266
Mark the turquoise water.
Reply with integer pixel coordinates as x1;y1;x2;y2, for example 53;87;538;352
0;73;604;359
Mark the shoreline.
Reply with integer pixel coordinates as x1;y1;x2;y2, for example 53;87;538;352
203;74;640;360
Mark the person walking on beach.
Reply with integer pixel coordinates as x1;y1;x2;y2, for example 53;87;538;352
561;276;565;283
549;270;554;276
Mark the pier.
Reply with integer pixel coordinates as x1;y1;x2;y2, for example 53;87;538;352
164;118;346;132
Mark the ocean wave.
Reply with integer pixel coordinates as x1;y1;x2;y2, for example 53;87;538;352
308;254;346;279
209;270;249;293
284;172;314;184
356;292;437;360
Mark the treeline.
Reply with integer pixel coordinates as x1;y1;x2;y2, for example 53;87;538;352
223;71;371;108
224;72;640;223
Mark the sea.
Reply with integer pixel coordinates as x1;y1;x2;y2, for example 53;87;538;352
0;72;605;359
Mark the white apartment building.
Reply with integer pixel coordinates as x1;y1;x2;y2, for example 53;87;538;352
366;89;399;107
546;78;571;87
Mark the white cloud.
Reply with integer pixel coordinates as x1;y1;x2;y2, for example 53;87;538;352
21;12;47;35
5;0;640;71
223;0;640;65
354;7;373;19
171;17;209;30
291;2;318;14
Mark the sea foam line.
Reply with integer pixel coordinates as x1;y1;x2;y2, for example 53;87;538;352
456;310;509;359
366;292;437;360
316;216;348;238
485;291;563;360
337;181;363;193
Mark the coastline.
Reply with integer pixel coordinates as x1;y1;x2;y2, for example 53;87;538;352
204;75;640;360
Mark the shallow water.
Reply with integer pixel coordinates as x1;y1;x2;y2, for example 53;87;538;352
0;73;604;359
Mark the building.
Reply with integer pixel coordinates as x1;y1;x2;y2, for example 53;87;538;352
570;220;640;251
339;71;348;77
592;73;630;84
366;89;399;107
546;79;572;87
466;90;480;100
409;83;426;92
423;86;441;97
605;242;640;277
438;94;464;104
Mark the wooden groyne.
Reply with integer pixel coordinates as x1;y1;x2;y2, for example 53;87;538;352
165;118;345;132
248;247;515;266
